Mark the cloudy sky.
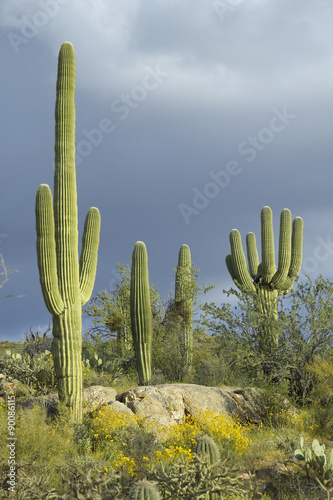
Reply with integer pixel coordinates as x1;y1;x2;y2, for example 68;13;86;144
0;0;332;341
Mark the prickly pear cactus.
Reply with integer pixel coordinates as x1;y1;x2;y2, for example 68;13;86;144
291;436;333;493
128;479;161;500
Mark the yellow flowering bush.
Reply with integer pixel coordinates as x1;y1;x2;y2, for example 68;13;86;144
85;405;251;478
155;409;251;463
263;407;306;433
85;404;141;450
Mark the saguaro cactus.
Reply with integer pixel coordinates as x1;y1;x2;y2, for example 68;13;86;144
35;42;101;422
130;241;153;385
226;206;303;347
175;244;193;365
116;284;132;355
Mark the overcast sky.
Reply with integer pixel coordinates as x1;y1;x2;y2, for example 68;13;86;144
0;0;332;341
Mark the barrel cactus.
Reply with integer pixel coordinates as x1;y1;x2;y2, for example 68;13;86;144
195;436;221;500
130;241;153;385
226;206;303;348
35;42;101;422
175;244;193;365
195;435;221;467
128;480;161;500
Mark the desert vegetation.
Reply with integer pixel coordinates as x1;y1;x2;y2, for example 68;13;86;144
1;41;333;499
1;272;333;498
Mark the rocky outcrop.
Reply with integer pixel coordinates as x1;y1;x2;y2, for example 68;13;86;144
0;375;264;424
117;384;263;426
19;385;131;417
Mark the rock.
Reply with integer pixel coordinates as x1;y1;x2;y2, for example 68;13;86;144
0;374;27;398
83;385;117;409
20;385;118;417
117;383;262;426
15;383;264;425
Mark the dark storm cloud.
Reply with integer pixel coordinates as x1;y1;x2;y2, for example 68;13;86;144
0;0;332;339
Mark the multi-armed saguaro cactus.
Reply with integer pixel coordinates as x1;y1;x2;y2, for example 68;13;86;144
226;206;303;347
130;241;153;385
35;42;101;422
175;244;193;365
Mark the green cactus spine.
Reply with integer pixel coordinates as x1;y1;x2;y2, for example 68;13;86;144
226;206;303;348
175;244;193;365
35;42;101;422
128;480;161;500
130;241;153;385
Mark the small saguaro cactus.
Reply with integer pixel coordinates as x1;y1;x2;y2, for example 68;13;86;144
35;42;101;422
116;283;132;355
128;479;161;500
130;241;153;385
175;244;193;365
226;206;303;348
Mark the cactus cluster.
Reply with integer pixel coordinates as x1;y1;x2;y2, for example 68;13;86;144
35;42;101;422
226;206;303;347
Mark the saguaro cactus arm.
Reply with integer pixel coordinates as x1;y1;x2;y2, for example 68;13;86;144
35;184;64;316
79;207;101;305
261;206;276;284
275;216;303;292
228;229;255;292
270;208;292;289
246;232;259;280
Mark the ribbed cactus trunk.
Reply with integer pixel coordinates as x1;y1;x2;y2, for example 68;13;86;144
130;242;153;386
35;42;101;422
175;244;193;366
116;284;131;355
226;206;303;350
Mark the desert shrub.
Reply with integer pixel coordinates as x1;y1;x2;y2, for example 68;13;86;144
199;275;333;405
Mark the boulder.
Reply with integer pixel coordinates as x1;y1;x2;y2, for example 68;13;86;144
14;382;264;424
117;383;262;426
20;385;121;417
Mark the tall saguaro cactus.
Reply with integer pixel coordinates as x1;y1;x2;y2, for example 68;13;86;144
175;244;193;365
130;241;153;385
226;206;303;348
35;42;101;422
